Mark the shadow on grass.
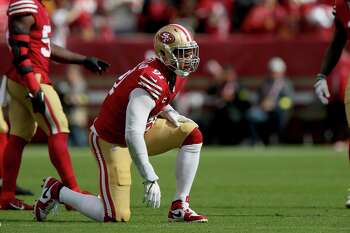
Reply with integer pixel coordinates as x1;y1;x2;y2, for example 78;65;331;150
207;205;346;210
0;219;94;223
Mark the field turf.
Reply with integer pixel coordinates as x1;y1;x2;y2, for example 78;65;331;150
0;145;350;233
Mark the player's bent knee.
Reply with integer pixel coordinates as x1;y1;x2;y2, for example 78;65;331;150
112;185;131;222
107;153;132;223
11;129;35;141
104;211;130;222
182;127;203;146
0;122;8;134
115;209;131;222
10;122;36;141
179;121;198;134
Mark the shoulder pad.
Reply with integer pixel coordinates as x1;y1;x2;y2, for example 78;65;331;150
8;0;38;17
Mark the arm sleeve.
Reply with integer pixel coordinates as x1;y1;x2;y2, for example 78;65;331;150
8;14;40;93
162;104;174;112
125;88;159;182
319;19;348;76
160;104;179;116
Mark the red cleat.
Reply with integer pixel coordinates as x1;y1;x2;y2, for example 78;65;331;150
168;196;208;223
0;197;33;210
34;177;63;221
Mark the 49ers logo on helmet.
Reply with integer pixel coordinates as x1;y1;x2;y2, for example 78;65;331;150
158;32;175;44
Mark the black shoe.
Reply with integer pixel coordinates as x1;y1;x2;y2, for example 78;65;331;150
15;185;34;196
0;184;34;196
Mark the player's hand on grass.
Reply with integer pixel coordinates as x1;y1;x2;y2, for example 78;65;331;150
29;90;46;114
314;74;330;105
83;57;110;75
143;180;161;208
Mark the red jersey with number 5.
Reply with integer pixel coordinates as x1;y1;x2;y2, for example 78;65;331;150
334;0;350;39
93;58;187;146
6;0;52;85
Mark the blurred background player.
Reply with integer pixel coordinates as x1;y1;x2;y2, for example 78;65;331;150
0;0;109;210
314;0;350;208
34;24;208;223
203;60;252;144
51;0;90;147
248;57;294;145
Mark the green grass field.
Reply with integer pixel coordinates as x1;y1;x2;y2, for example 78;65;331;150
1;145;350;233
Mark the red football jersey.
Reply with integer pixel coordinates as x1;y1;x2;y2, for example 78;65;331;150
334;0;350;38
6;0;52;85
93;58;187;146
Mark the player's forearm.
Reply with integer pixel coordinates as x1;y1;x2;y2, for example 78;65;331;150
125;88;158;181
161;104;177;115
50;43;86;64
159;104;181;125
9;16;40;94
319;21;347;77
125;132;159;181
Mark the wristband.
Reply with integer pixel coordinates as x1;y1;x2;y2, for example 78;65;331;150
316;73;327;81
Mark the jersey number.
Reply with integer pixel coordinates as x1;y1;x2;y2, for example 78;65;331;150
41;25;51;57
108;69;133;96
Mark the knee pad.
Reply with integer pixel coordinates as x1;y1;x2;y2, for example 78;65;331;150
182;127;203;146
107;148;132;222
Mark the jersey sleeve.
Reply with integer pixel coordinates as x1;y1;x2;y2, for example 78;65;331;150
7;0;39;17
137;73;164;101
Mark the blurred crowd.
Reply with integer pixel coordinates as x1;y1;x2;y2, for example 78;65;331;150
176;54;350;146
0;0;336;41
176;57;295;145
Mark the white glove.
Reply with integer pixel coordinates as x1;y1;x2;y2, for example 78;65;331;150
314;76;330;105
160;107;195;127
143;180;161;208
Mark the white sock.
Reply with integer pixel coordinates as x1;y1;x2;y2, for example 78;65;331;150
174;143;202;202
59;187;104;222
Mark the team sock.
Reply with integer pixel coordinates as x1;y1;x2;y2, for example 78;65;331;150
0;133;8;178
1;135;27;201
174;143;202;202
59;187;104;221
48;133;80;192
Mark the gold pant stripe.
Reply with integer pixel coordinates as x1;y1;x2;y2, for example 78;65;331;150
43;96;60;134
90;132;116;220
